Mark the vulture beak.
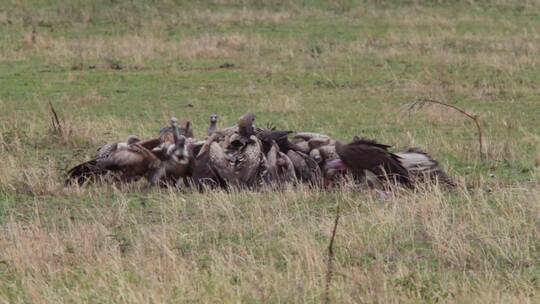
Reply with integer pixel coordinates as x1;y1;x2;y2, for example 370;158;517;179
325;159;347;171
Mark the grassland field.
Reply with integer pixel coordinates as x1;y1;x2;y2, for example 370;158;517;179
0;0;540;303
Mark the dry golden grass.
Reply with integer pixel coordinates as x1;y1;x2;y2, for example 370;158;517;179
261;94;301;113
1;181;540;302
7;32;269;68
175;8;290;25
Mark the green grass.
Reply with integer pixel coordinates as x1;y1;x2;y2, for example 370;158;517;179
1;1;540;302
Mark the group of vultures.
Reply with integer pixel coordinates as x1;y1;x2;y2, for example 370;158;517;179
67;113;454;192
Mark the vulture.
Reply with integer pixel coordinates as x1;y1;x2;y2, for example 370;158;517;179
196;113;267;189
208;114;218;136
257;128;326;186
66;135;162;186
190;145;225;190
238;113;255;138
265;141;296;185
154;118;195;187
287;150;322;186
66;112;455;192
326;138;411;187
326;138;454;188
152;118;194;158
256;129;293;155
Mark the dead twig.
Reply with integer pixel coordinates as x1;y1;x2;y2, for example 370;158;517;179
324;203;341;304
406;98;486;161
49;103;61;133
48;101;64;137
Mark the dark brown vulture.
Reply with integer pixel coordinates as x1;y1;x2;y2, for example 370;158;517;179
256;129;293;155
327;138;411;187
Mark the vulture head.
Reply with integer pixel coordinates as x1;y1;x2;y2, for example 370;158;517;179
153;117;189;162
126;135;140;145
208;114;219;136
116;135;141;150
238;113;255;138
230;113;256;148
168;117;190;164
309;149;323;164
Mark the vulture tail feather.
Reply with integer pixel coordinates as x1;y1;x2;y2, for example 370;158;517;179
66;159;106;185
396;148;455;187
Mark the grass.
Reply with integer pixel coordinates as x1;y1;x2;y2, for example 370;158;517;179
1;0;540;302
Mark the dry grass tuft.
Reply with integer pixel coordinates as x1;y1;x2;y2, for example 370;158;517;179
13;33;268;67
262;94;301;113
177;9;290;26
76;89;106;105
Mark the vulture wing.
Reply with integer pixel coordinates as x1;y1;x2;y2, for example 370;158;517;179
319;144;339;161
257;129;292;154
278;152;296;182
396;147;455;187
66;159;105;185
335;139;410;185
293;132;330;141
191;148;223;189
208;141;237;186
139;138;161;151
265;142;279;181
287;150;322;185
234;135;265;187
100;144;160;181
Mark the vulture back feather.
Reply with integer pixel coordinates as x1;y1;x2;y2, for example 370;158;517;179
335;138;411;186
